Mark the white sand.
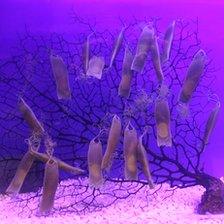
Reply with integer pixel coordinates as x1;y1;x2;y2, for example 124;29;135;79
0;178;224;224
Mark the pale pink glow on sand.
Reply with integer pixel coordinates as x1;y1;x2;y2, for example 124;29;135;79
0;178;224;224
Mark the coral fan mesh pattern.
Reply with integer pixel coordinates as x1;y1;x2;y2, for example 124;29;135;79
0;16;216;214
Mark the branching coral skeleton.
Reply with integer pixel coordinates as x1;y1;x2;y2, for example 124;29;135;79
0;14;222;216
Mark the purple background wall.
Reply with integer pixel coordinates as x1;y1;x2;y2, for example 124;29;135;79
0;0;223;177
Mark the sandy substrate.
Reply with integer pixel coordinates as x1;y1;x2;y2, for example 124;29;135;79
0;178;224;224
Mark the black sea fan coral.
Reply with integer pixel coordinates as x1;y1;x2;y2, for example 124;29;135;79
0;14;223;216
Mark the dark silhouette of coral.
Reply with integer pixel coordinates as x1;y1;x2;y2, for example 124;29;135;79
196;173;224;214
0;14;223;215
